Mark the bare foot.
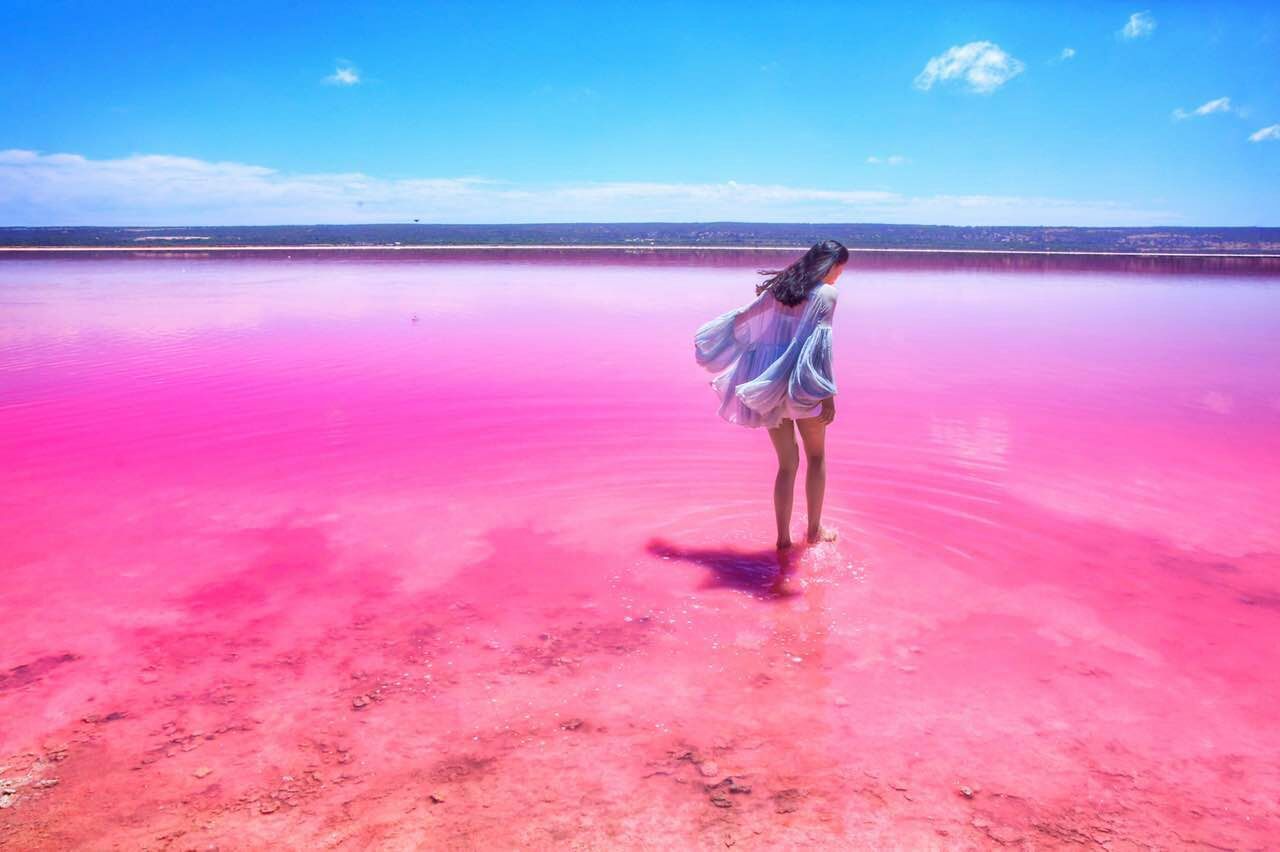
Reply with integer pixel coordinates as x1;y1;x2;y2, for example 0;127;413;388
776;537;792;550
806;525;837;544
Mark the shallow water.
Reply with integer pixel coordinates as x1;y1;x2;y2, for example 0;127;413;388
2;249;1279;849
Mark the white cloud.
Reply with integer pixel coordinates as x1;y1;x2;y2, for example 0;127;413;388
0;148;1176;227
1060;47;1076;60
324;65;360;86
1172;96;1234;120
1249;124;1280;142
866;155;909;166
1121;11;1156;40
914;41;1025;94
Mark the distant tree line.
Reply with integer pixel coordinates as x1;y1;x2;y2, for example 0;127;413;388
1;223;1278;254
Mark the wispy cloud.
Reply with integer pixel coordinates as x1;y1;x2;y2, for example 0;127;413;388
1172;96;1234;120
324;64;360;86
1249;124;1280;142
1120;11;1156;40
1059;47;1076;60
0;149;1176;227
866;155;909;166
914;41;1025;94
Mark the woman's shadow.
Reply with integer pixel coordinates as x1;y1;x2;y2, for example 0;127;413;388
645;537;810;599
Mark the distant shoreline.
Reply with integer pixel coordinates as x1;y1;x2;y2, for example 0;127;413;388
2;244;1279;258
6;224;1278;255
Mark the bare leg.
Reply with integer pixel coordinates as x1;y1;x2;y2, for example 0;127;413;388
796;416;836;543
766;418;799;548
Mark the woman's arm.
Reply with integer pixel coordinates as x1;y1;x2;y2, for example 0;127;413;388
790;287;838;419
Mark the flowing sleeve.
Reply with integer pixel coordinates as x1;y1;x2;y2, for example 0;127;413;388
693;289;772;373
736;285;837;413
789;288;837;406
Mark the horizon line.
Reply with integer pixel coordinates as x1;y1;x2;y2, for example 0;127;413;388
4;222;1280;230
4;244;1279;259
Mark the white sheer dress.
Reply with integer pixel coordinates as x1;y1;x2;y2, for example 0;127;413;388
693;283;838;429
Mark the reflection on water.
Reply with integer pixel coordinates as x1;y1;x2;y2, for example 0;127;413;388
1;251;1278;848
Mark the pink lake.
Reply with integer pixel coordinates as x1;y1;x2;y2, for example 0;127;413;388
2;249;1279;850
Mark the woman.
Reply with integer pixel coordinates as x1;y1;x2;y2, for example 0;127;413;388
693;239;847;550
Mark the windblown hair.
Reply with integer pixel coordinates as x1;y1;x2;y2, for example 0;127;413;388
755;239;850;306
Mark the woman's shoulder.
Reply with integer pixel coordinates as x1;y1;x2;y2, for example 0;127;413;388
812;284;838;318
811;283;838;304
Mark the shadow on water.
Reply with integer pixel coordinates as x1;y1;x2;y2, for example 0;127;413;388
645;537;809;600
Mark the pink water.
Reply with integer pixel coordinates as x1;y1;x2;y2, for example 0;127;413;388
2;250;1279;850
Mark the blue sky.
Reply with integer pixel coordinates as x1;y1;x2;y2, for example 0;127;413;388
2;1;1278;226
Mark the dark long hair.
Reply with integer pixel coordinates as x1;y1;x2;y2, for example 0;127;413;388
755;239;850;306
